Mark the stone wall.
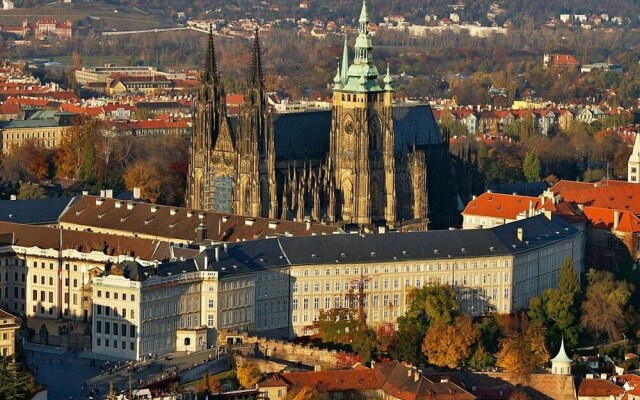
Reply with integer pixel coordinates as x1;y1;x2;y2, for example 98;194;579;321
253;338;340;371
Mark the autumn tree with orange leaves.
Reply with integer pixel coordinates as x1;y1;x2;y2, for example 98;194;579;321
422;315;478;369
123;161;163;203
496;313;549;378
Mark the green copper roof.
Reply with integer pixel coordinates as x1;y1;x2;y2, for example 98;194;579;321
359;0;369;23
333;0;383;93
551;338;572;364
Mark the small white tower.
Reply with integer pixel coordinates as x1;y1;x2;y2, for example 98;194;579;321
551;337;573;375
628;133;640;183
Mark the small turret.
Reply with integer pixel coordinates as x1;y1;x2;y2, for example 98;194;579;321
384;63;393;91
333;63;342;90
551;337;573;375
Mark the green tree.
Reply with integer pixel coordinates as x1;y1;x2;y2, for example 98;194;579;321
581;269;631;342
351;327;377;364
478;314;503;354
17;183;47;199
469;343;494;370
388;324;426;365
523;149;542;182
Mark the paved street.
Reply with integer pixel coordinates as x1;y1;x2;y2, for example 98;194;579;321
25;347;229;399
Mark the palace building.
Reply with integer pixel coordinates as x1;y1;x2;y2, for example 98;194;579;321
186;1;481;230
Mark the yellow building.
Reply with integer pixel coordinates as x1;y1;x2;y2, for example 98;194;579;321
0;112;75;155
0;309;18;357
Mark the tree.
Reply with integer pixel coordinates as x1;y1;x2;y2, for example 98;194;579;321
523;149;541;182
237;360;262;389
55;116;99;180
422;315;477;369
543;257;581;347
496;314;549;378
478;314;503;354
388;322;427;365
196;372;221;394
17;183;47;200
581;269;631;342
469;343;494;370
123;161;163;203
351;327;377;364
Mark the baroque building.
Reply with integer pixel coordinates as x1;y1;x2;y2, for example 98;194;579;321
187;2;481;229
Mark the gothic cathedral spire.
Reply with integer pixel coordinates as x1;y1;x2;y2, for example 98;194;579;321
250;27;264;92
202;24;218;84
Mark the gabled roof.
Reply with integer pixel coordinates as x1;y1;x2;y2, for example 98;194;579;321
582;206;640;233
462;192;541;220
558;184;640;215
578;379;624;397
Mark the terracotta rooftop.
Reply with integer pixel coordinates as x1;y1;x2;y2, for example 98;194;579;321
550;179;632;195
0;221;179;261
59;195;342;244
259;362;475;400
462;192;541;220
578;379;624;397
558;184;640;215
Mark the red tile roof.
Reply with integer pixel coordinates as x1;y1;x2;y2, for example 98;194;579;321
463;192;541;220
581;207;640;233
558;184;640;215
577;379;624;397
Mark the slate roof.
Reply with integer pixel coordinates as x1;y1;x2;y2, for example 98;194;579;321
0;197;75;224
267;105;442;160
184;214;579;279
272;111;331;160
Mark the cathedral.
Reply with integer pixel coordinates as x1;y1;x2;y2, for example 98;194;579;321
187;1;481;229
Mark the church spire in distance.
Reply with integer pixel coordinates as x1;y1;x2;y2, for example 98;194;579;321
341;35;349;85
202;24;218;83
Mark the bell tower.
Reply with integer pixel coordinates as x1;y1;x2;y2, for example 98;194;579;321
329;0;395;227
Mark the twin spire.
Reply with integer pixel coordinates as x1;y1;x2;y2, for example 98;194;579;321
201;25;263;91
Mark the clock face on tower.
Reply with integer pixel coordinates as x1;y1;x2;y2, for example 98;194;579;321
345;119;355;135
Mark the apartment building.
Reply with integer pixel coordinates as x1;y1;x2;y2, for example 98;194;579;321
91;213;584;359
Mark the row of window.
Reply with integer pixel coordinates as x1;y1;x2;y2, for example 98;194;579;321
291;261;511;277
96;290;135;302
96;320;136;338
95;338;135;351
96;305;135;319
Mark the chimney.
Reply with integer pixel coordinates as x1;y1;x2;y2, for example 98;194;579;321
10;195;16;201
105;189;113;198
133;187;141;199
414;371;420;382
196;222;207;243
306;220;312;230
204;254;208;270
214;246;220;262
517;228;523;241
407;369;412;377
614;210;620;230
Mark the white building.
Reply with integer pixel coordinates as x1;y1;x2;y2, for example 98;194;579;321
2;0;14;10
629;133;640;183
94;213;585;360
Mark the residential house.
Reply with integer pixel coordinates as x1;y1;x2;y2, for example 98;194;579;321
454;109;478;134
544;54;580;69
258;361;476;400
577;378;624;399
478;110;499;134
494;110;515;133
534;109;556;135
558;109;575;131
